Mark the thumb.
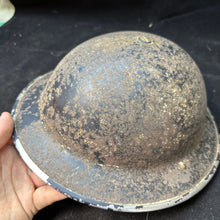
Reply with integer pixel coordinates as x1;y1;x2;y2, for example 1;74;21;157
0;112;14;148
33;184;67;211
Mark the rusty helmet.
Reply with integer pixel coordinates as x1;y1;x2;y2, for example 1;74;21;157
12;31;219;212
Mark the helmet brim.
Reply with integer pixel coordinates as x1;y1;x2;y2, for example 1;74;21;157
12;71;219;212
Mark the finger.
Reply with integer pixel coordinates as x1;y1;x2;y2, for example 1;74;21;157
33;185;67;211
27;169;46;188
0;112;14;148
11;156;37;218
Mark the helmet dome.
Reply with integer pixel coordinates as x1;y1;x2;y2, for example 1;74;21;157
39;31;207;168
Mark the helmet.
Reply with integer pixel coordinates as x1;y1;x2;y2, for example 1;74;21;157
12;31;219;212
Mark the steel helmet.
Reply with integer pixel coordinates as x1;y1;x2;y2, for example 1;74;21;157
12;31;219;212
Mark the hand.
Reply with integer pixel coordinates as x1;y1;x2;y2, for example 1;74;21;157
0;112;66;220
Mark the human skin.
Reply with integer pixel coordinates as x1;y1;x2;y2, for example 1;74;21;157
0;112;66;220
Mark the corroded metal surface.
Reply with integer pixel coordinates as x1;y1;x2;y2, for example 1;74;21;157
40;32;206;168
12;31;219;212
